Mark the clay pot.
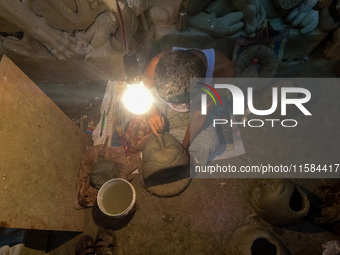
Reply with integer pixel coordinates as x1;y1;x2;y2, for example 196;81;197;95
250;179;310;225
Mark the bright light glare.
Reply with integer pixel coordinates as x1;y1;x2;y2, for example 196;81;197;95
122;82;154;115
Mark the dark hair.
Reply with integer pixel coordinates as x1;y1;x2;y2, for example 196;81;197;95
155;50;206;104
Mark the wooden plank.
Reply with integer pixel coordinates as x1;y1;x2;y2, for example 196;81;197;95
0;55;86;231
9;54;125;83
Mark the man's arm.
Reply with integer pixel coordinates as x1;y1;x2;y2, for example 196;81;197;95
146;105;164;136
214;50;236;78
182;110;206;150
183;50;235;149
142;50;168;136
182;96;214;150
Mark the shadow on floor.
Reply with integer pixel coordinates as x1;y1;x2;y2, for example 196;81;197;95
92;201;135;231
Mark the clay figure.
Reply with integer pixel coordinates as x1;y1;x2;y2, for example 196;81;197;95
0;0;139;61
140;133;191;197
159;0;321;37
225;224;289;255
250;179;310;225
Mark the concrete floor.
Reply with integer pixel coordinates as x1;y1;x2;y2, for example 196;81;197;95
1;36;340;254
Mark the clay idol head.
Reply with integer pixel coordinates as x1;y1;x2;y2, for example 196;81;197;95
250;179;310;225
142;133;189;188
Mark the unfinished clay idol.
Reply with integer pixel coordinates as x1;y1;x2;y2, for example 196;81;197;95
272;0;303;11
225;224;289;255
141;133;190;197
250;179;310;225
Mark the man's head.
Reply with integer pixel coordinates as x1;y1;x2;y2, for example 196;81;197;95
155;50;206;104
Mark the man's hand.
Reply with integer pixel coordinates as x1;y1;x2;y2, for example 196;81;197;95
146;106;164;136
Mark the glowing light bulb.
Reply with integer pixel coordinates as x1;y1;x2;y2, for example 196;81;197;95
122;82;154;115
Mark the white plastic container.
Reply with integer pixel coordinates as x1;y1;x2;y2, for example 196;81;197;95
97;178;136;218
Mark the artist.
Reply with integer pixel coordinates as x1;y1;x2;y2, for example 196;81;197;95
142;47;235;156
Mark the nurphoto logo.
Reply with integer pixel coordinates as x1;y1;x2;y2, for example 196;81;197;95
199;82;312;128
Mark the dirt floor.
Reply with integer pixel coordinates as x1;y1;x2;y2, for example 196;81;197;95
33;39;340;255
1;36;340;255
